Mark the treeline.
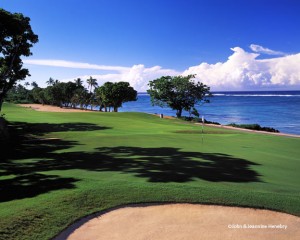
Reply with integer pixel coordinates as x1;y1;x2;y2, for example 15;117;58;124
5;77;137;112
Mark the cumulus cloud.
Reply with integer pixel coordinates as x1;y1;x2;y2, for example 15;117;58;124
25;46;300;92
54;64;180;92
118;65;180;91
182;47;300;90
249;44;286;56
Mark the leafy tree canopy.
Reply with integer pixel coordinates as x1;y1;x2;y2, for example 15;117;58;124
147;75;211;117
96;82;137;112
5;84;31;103
0;8;38;111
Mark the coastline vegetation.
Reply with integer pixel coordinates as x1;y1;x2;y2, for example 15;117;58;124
178;116;279;133
227;123;280;133
5;78;137;112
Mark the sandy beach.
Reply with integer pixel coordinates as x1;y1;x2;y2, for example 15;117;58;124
55;204;300;240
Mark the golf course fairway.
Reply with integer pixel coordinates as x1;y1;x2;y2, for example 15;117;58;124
1;103;300;240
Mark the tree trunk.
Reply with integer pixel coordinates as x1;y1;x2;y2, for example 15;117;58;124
0;86;8;112
176;108;182;118
0;96;3;112
113;106;118;112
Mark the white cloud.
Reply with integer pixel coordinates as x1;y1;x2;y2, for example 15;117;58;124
24;47;300;92
23;59;129;72
57;64;180;92
183;47;300;90
249;44;286;56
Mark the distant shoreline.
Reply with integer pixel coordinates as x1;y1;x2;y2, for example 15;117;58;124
137;90;300;94
18;103;300;138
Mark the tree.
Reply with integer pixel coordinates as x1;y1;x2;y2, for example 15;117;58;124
62;82;79;107
96;82;137;112
86;76;98;93
53;79;60;85
24;81;30;88
147;75;211;118
43;82;78;107
96;82;114;112
0;8;38;111
31;81;38;88
31;87;46;105
46;77;55;86
74;78;83;87
5;84;31;103
43;85;60;106
70;86;89;109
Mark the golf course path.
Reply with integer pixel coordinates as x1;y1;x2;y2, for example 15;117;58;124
58;204;300;240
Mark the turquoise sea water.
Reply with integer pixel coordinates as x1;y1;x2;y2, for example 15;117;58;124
120;91;300;135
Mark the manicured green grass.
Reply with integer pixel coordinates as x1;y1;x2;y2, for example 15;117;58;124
1;103;300;240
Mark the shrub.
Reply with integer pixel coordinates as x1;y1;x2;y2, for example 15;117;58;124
227;123;279;133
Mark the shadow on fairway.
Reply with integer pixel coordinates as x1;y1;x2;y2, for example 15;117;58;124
0;121;111;202
0;173;77;202
1;121;261;202
55;147;261;183
8;121;111;136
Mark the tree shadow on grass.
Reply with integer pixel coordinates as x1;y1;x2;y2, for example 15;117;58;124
1;121;261;202
0;121;111;202
9;121;111;136
51;147;261;183
0;173;78;202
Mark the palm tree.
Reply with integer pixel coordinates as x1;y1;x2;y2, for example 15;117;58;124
54;79;60;85
24;82;30;88
46;77;55;86
31;81;39;88
71;88;89;109
74;78;83;87
86;76;98;93
70;92;81;109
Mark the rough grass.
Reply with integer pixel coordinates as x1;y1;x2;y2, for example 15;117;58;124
1;103;300;240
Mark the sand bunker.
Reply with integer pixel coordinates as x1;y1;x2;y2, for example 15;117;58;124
56;204;300;240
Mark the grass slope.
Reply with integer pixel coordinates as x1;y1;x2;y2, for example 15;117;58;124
1;103;300;240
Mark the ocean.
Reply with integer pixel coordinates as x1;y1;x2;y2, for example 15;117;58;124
120;91;300;135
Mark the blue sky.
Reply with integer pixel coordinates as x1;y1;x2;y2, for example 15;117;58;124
1;0;300;91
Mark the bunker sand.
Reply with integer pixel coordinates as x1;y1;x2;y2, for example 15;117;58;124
58;204;300;240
